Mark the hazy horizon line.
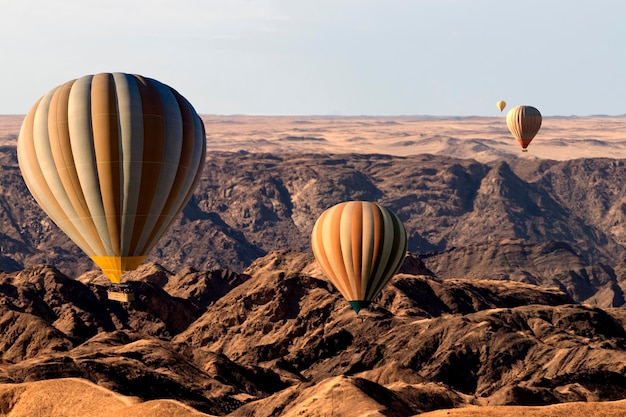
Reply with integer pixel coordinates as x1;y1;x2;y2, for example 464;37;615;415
1;113;625;119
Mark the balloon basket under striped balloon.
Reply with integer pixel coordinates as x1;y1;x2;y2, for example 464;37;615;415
107;284;135;302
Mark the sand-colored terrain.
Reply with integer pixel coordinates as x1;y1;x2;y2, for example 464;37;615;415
200;114;626;162
200;115;626;162
419;401;626;417
2;114;626;162
3;377;626;417
0;115;22;142
0;378;214;417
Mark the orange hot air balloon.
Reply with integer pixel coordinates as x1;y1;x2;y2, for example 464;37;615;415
17;73;206;290
497;100;506;112
506;105;542;152
311;201;408;315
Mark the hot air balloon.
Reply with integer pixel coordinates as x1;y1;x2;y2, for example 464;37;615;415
506;105;542;152
311;201;408;316
497;100;506;112
17;73;206;301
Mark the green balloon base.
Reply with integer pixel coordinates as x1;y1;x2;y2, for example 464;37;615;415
348;300;371;314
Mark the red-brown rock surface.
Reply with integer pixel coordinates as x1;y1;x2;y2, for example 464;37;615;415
1;252;626;416
2;115;626;415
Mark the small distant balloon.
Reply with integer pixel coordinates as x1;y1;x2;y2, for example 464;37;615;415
497;100;506;112
506;105;542;152
311;201;408;315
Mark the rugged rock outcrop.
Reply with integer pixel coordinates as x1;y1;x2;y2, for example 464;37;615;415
1;133;626;415
3;148;626;279
1;251;626;415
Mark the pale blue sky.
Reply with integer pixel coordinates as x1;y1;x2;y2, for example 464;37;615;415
1;0;624;116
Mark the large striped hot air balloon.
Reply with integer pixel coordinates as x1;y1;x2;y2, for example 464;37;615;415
311;201;408;315
506;105;542;152
17;73;206;288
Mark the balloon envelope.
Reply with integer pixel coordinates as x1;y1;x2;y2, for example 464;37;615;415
497;100;506;112
311;201;407;314
506;105;542;151
18;73;206;283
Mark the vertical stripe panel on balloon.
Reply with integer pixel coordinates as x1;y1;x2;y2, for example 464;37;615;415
509;108;517;137
509;109;515;138
371;209;407;297
381;210;407;293
17;101;58;219
360;202;375;299
339;202;358;300
112;73;145;256
533;116;541;137
140;93;205;254
177;104;206;207
350;201;365;300
379;210;404;283
128;76;165;255
91;73;122;255
176;93;206;192
17;100;46;206
323;204;353;300
529;113;541;138
391;210;408;270
67;75;112;256
170;112;206;220
49;80;105;253
521;108;530;140
534;117;541;136
534;117;541;135
366;206;396;300
520;110;529;138
134;80;184;254
368;205;382;284
18;98;95;255
48;82;78;211
350;202;364;300
365;205;387;299
311;210;342;293
32;88;102;256
517;108;524;139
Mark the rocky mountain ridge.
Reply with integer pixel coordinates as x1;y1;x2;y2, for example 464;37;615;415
2;251;626;416
1;144;626;414
2;147;626;306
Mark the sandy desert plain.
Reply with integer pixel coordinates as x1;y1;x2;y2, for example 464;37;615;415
1;113;626;162
200;114;626;162
2;113;626;417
